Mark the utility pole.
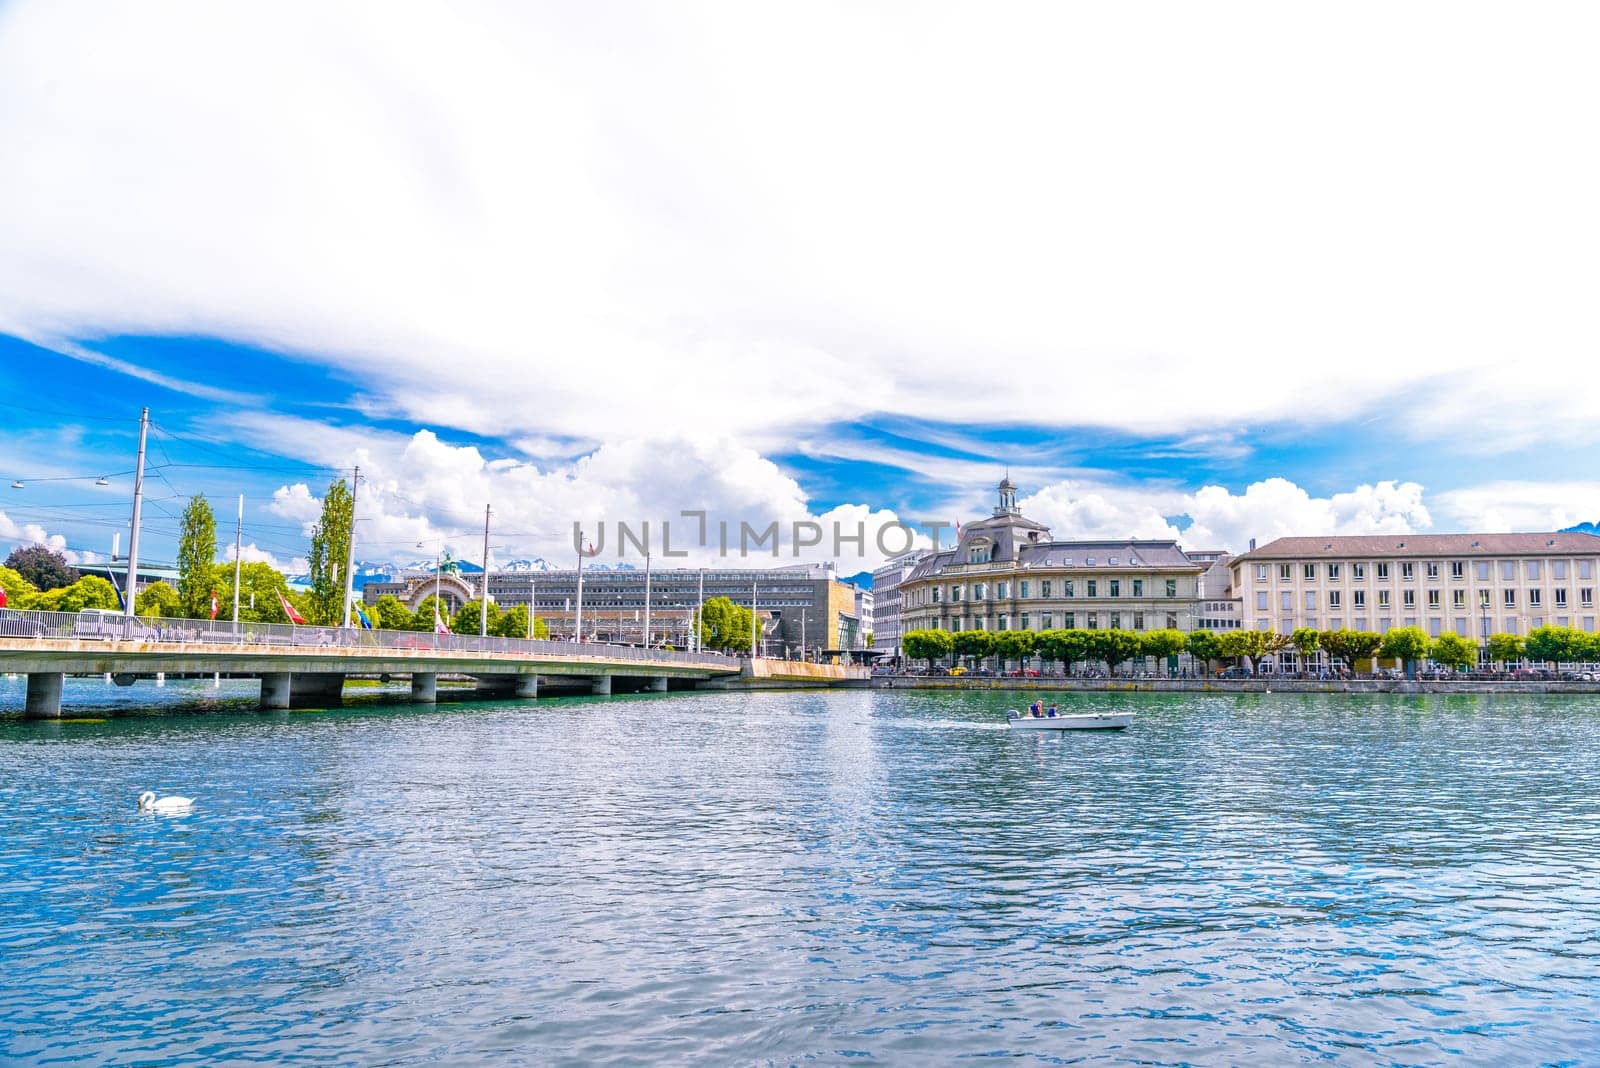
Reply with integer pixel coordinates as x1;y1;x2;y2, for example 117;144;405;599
232;493;243;632
341;465;360;629
528;572;536;640
643;550;651;648
122;407;149;633
575;529;586;643
694;568;704;653
480;503;492;637
751;577;759;659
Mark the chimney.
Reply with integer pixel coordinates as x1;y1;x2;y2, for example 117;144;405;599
1248;538;1256;551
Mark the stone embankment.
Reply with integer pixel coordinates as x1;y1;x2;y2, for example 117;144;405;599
872;676;1600;695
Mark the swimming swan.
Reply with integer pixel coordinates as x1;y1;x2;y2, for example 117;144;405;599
138;790;194;813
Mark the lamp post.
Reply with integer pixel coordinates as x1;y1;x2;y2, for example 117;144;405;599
643;550;651;649
575;529;586;643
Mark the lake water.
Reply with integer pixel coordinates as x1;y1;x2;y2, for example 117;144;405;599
4;679;1600;1064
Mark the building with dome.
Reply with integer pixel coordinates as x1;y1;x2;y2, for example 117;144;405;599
896;478;1210;636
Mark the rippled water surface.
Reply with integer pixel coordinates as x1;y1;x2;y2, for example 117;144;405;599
4;681;1600;1064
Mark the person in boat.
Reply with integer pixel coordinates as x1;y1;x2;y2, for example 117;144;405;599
1047;704;1058;717
1029;699;1042;717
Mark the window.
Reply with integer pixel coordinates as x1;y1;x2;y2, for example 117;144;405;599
1401;562;1415;580
1132;579;1144;597
997;615;1008;630
1527;561;1542;580
1065;613;1075;628
1087;612;1098;628
1426;562;1439;579
1256;564;1268;581
1304;591;1317;610
1478;589;1490;607
1065;580;1075;598
1504;589;1516;607
1165;579;1178;597
1109;580;1121;597
1021;613;1030;629
1166;613;1178;629
997;582;1008;599
1403;590;1415;608
1256;592;1269;610
1374;590;1385;607
950;585;961;602
1040;613;1051;628
931;587;941;603
1304;564;1317;580
1353;563;1366;580
1556;589;1568;608
1280;591;1293;610
1279;564;1292;580
1529;589;1542;608
1020;581;1029;598
1328;563;1341;580
1329;590;1342;608
1428;618;1442;637
1582;561;1595;580
1041;580;1052;598
973;583;985;600
1553;561;1568;580
1584;588;1594;608
1453;590;1465;608
1357;590;1369;608
1475;561;1491;581
1109;613;1121;629
1501;561;1516;581
1377;563;1390;580
1087;580;1098;598
1428;590;1440;608
1451;561;1465;580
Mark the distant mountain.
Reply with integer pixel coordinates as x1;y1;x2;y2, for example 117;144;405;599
841;571;873;589
1563;522;1600;537
585;562;637;571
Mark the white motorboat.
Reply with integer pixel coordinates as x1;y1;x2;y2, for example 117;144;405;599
1006;709;1132;731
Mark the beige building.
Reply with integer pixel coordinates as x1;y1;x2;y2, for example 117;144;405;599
898;478;1205;635
1229;534;1600;651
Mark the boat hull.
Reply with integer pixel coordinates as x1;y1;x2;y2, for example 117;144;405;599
1006;711;1132;731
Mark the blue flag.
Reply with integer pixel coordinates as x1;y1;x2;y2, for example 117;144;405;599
353;604;373;630
107;569;127;611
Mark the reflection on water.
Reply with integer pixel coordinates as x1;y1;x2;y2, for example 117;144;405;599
4;684;1600;1064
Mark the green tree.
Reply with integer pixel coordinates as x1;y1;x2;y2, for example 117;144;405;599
25;575;119;613
491;604;549;640
1486;632;1524;665
452;599;500;637
1291;627;1321;662
695;595;753;652
306;477;354;626
3;544;78;591
1140;628;1187;671
176;494;218;618
1085;629;1140;673
1379;626;1431;677
410;594;453;632
1525;625;1585;665
902;628;953;670
1429;631;1476;671
1186;629;1221;672
994;629;1035;668
0;564;40;602
222;562;303;624
864;632;875;648
371;594;415;630
951;628;995;668
1320;629;1382;673
134;580;181;618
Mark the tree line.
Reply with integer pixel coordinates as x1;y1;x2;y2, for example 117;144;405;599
898;624;1600;675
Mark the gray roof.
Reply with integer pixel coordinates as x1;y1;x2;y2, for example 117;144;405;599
906;539;1200;580
1236;532;1600;562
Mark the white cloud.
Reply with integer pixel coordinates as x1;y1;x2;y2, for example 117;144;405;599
1433;481;1600;534
223;541;303;572
0;510;74;560
1;2;1596;448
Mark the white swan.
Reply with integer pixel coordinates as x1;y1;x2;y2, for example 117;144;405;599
138;790;194;813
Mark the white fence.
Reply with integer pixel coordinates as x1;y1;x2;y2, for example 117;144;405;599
0;608;736;667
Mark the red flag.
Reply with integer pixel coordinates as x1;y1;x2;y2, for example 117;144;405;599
209;589;220;620
0;585;7;608
434;603;452;635
276;590;307;625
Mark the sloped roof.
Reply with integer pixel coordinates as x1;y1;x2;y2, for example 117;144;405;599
1236;532;1600;561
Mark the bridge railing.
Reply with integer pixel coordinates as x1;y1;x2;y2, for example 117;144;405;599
0;608;737;667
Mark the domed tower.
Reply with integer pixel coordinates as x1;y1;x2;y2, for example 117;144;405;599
995;474;1019;516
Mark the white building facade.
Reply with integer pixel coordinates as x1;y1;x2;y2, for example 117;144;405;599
871;549;930;658
1229;533;1600;646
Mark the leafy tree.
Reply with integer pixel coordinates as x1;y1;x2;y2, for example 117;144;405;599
951;628;995;667
221;562;304;624
1320;629;1382;673
0;565;40;602
25;575;119;613
1429;631;1476;671
372;594;415;630
176;494;218;618
1217;629;1260;665
409;594;454;632
1379;626;1431;676
135;580;181;618
1486;632;1524;665
452;599;501;637
306;477;354;626
864;632;875;649
1085;629;1140;673
3;544;78;591
696;595;753;652
491;604;549;640
1140;628;1187;671
994;629;1035;668
1525;625;1585;665
902;628;953;670
1291;627;1321;660
1186;629;1221;671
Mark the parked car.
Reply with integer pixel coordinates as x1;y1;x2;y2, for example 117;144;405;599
72;608;156;641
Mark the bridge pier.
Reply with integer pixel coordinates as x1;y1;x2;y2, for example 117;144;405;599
647;676;668;693
515;674;539;698
291;673;346;704
590;674;612;696
411;672;437;704
260;673;291;710
24;672;64;719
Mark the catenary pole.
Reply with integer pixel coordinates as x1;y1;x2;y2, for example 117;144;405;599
341;465;360;629
480;503;492;637
232;493;243;631
122;407;149;633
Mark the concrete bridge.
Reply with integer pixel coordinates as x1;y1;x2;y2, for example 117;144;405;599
0;610;868;717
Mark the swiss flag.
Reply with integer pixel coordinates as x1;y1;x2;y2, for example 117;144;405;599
276;590;307;625
0;585;7;608
209;589;220;620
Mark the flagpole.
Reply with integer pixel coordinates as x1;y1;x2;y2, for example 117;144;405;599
232;493;243;634
480;503;492;637
643;550;651;649
575;529;585;644
694;567;704;653
341;465;360;630
122;407;149;634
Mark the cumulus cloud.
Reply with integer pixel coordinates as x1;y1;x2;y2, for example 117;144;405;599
0;510;74;560
1433;482;1600;534
1;2;1596;448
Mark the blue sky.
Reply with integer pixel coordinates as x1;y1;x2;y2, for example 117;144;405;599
2;3;1598;572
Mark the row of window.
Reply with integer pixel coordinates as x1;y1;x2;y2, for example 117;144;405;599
909;577;1181;606
1259;616;1599;637
1256;560;1597;583
1261;588;1597;611
911;611;1183;632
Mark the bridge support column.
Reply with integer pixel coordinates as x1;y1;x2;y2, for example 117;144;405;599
647;676;668;692
411;672;437;704
515;675;539;699
590;675;611;696
24;672;64;719
291;673;346;704
261;673;291;710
